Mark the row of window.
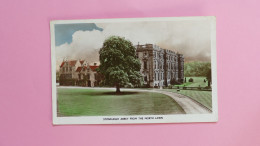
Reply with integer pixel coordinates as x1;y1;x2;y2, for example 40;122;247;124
62;67;72;72
153;52;164;58
154;72;164;81
167;55;178;61
78;73;98;80
153;61;164;69
153;72;181;81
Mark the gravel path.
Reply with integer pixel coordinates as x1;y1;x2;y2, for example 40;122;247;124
152;90;211;114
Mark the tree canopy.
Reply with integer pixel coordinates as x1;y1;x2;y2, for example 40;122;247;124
98;36;143;93
184;61;211;77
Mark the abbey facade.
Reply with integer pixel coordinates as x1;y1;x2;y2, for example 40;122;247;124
136;44;184;87
58;44;184;88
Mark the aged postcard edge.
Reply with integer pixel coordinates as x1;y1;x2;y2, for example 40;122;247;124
50;16;218;125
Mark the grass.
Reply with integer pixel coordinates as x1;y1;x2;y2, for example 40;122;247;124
57;88;185;116
179;77;208;87
163;89;212;110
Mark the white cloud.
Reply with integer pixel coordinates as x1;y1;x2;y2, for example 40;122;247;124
56;20;211;70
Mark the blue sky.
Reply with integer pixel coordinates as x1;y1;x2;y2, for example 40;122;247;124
54;23;103;46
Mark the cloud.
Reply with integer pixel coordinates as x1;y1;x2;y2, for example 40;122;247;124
54;23;103;46
55;19;212;70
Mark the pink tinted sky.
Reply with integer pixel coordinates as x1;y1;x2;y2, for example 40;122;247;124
0;0;260;146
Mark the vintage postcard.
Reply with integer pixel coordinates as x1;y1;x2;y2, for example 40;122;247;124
50;16;218;124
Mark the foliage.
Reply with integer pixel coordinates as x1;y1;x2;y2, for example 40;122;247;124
59;78;76;86
168;84;173;89
170;78;181;85
98;36;143;93
76;79;86;86
188;78;194;82
184;61;211;77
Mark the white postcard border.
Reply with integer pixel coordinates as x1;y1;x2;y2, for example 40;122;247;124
50;16;218;125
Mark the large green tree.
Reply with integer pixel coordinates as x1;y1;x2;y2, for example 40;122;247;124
184;61;211;77
98;36;143;93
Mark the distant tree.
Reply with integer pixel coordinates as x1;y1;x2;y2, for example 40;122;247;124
98;36;143;93
206;69;212;87
184;61;211;77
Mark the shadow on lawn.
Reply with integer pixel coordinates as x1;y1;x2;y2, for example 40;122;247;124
61;91;141;96
96;91;140;96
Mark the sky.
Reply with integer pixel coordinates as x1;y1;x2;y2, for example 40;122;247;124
55;19;212;70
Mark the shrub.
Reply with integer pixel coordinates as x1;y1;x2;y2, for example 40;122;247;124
168;85;173;89
170;78;181;85
125;83;134;88
59;79;77;86
188;78;194;82
140;84;150;88
76;80;86;86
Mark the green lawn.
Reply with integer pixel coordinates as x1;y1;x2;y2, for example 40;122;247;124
180;77;208;87
57;88;185;116
172;76;212;110
163;89;212;110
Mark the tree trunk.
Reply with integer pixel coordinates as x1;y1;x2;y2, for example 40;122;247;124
208;80;211;87
116;84;120;93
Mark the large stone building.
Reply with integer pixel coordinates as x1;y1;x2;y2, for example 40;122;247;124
59;60;101;87
58;44;184;88
136;44;184;87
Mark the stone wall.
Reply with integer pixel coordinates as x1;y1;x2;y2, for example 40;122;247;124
136;44;184;87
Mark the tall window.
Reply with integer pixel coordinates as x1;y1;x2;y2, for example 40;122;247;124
144;76;147;82
144;61;147;69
